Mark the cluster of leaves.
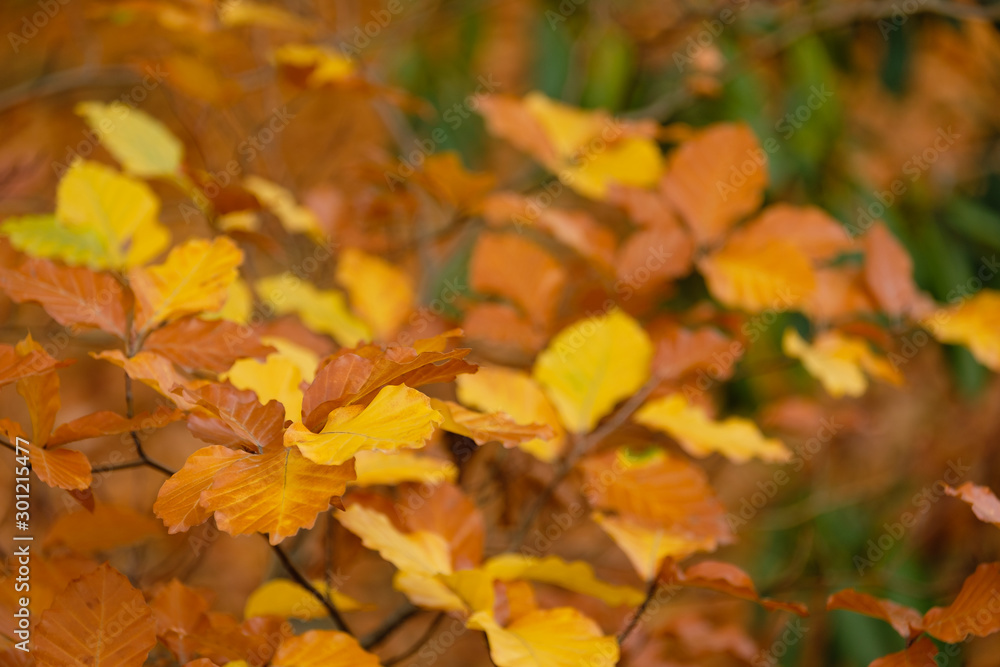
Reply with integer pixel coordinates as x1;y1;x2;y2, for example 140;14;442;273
1;2;1000;666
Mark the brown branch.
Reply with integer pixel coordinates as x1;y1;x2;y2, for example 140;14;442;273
617;559;671;645
269;540;351;635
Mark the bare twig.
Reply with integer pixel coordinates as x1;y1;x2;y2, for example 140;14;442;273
268;540;351;635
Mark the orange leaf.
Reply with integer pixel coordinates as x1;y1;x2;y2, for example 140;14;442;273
649;322;739;381
736;204;853;261
92;350;199;409
272;630;379;667
44;503;164;553
47;406;184;447
35;563;157;667
14;334;60;445
945;482;1000;527
145;316;275;373
671;561;808;616
0;342;65;389
180;383;284;452
869;637;938;667
155;446;244;534
661;123;767;246
0;257;128;338
863;223;931;319
28;443;92;491
470;233;567;328
827;589;923;638
699;237;815;312
432;399;555;449
922;562;1000;642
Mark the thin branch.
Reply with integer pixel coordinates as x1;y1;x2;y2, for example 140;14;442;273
383;612;447;666
617;559;671;645
91;459;150;473
361;603;420;650
269;541;351;634
124;374;174;475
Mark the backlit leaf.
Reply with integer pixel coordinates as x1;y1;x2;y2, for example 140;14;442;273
924;290;1000;371
335;247;414;339
433;399;555;450
782;328;903;398
255;273;371;347
271;630;379;667
468;608;620;667
699;238;814;312
922;562;1000;642
945;482;1000;527
243;579;367;620
869;637;938;667
75;101;184;178
35;563;156;667
533;309;652;433
47;406;184;447
483;554;645;607
144;317;275;373
335;503;453;575
827;590;923;638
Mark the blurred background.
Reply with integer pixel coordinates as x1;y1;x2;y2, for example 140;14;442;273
2;1;1000;665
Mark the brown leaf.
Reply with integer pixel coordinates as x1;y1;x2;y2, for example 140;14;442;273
144;316;275;373
648;322;739;381
470;233;567;328
671;560;809;616
0;257;127;338
735;204;853;261
43;504;164;554
15;334;60;445
433;399;555;449
869;637;938;667
35;563;157;667
661;123;767;246
302;331;475;430
181;382;284;452
945;482;1000;527
47;406;184;447
922;562;1000;642
827;589;924;638
863;223;930;319
616;226;695;301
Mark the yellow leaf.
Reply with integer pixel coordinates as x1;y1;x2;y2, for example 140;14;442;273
456;366;565;461
699;238;815;312
284;384;442;466
256;273;371;347
335;504;452;575
273;44;356;86
351;450;457;486
533;309;652;433
14;160;171;270
335;247;415;340
224;336;319;421
924;290;1000;371
243;176;324;241
204;277;253;324
130;236;243;332
432;399;555;449
634;393;790;463
244;579;368;620
394;568;495;613
219;1;314;32
468;608;620;667
272;630;379;667
483;554;645;607
75;102;184;178
593;513;717;581
782;328;903;398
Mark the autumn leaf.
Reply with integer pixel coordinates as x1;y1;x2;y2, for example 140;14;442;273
271;630;379;667
468;608;620;667
272;46;358;86
591;513;719;581
667;560;808;616
144;317;275;373
533;309;652;433
255;273;371;347
869;637;938;667
0;341;65;389
243;176;324;240
736;204;853;261
945;482;1000;527
635;393;790;463
456;365;565;461
699;238;815;312
285;384;442;466
47;406;184;447
54;160;169;268
335;503;453;575
75;101;184;178
863;223;931;319
924;289;1000;371
35;563;157;667
92;350;199;409
661;123;766;246
130;236;243;332
335;247;414;339
28;444;92;491
433;399;555;449
15;334;60;445
922;562;1000;642
483;554;645;607
351;450;457;486
782;328;903;397
827;589;923;638
44;503;164;553
158;444;355;545
243;579;367;620
181;382;285;452
0;257;128;338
